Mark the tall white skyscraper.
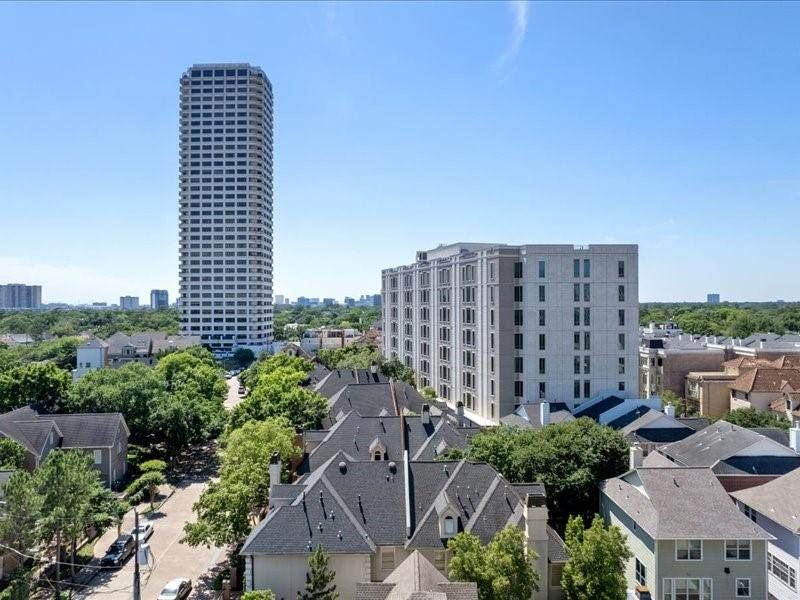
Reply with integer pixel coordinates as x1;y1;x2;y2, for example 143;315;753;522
382;243;639;423
178;63;274;354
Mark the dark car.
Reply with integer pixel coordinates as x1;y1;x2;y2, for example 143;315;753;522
100;534;134;568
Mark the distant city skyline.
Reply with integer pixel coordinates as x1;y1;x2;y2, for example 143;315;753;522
1;3;798;304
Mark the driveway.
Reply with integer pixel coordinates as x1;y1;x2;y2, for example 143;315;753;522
224;376;243;410
75;445;224;599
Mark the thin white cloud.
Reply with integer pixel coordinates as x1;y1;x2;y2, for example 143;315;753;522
494;0;529;69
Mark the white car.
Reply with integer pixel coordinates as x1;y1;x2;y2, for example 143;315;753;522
131;521;154;543
157;578;192;600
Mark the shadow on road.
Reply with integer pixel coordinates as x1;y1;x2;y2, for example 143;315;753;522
168;442;220;490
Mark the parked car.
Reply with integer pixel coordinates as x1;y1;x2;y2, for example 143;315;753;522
131;521;154;543
238;386;246;395
99;534;134;568
157;578;192;600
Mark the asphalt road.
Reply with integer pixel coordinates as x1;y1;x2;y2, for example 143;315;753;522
76;447;224;600
224;375;243;410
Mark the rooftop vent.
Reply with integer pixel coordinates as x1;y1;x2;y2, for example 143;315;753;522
338;461;347;473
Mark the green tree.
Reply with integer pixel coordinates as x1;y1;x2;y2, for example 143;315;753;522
421;386;437;400
0;470;43;559
561;515;631;600
36;450;123;578
0;362;71;412
241;592;277;600
0;438;26;469
233;348;256;369
298;545;338;600
462;420;628;531
723;407;791;430
139;459;167;473
448;525;537;600
379;358;416;386
183;418;299;547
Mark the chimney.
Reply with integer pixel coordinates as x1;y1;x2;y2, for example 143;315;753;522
421;403;431;426
629;444;644;470
523;493;549;593
791;421;800;453
456;401;464;428
760;339;766;349
370;361;378;375
539;402;550;426
269;452;281;503
664;404;676;418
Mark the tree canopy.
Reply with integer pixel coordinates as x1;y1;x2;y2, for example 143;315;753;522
561;515;631;600
183;417;300;547
0;308;180;339
0;361;71;412
640;302;800;338
273;304;379;341
0;438;26;469
722;407;791;430
457;419;629;531
447;525;537;600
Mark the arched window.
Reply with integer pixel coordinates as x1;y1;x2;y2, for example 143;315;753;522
373;450;383;461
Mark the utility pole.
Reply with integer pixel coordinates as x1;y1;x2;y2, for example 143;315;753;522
132;508;141;600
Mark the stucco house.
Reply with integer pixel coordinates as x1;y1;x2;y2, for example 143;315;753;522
600;465;772;600
731;468;800;600
240;453;567;600
0;406;129;488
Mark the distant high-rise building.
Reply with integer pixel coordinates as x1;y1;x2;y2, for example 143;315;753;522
178;63;274;354
382;243;639;423
150;289;169;310
323;298;336;306
344;296;355;307
370;293;382;307
274;294;285;305
120;296;139;310
0;284;42;309
707;293;720;304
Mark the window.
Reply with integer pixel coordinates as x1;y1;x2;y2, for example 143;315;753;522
618;285;626;302
768;552;797;590
538;285;545;302
618;357;625;374
583;380;591;398
584;331;591;350
725;539;751;561
573;258;580;278
583;356;591;374
662;578;712;600
443;516;456;536
514;333;524;349
538;334;546;351
514;381;524;397
583;258;590;277
514;285;523;302
735;578;750;598
538;260;545;278
573;283;580;302
618;260;625;277
618;381;626;391
513;261;523;278
93;449;102;465
584;307;591;326
538;357;546;375
574;332;581;350
676;540;702;561
515;357;524;373
574;307;580;326
574;380;581;399
635;558;646;586
374;450;383;461
514;309;524;326
618;333;626;351
574;356;581;374
538;382;546;400
583;283;590;302
539;309;545;326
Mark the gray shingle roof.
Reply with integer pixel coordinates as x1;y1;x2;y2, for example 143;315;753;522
242;457;545;556
601;467;772;540
499;402;574;429
572;396;625;421
731;468;800;534
659;420;800;472
0;406;128;456
315;369;389;399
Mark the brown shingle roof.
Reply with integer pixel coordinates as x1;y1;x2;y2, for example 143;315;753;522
729;367;800;393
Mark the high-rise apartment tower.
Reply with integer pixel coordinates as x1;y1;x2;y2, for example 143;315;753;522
382;243;639;423
178;63;274;353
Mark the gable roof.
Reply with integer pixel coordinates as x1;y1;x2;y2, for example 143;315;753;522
0;406;128;456
499;402;574;429
658;420;800;474
601;467;772;540
572;395;625;421
315;369;389;399
242;457;545;556
355;551;478;600
731;468;800;534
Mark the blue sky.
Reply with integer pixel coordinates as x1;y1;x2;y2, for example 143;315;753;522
0;1;798;304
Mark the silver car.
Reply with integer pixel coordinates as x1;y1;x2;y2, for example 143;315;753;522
157;578;192;600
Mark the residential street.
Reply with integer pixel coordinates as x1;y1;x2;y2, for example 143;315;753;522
75;444;224;600
224;375;243;410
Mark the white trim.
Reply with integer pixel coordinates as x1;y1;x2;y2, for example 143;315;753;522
724;539;752;561
735;577;751;598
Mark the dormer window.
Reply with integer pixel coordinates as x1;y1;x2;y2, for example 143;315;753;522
368;438;386;461
443;516;456;537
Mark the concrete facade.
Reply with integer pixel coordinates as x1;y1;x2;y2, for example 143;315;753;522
685;371;738;417
0;283;41;309
178;63;274;354
150;289;169;309
639;336;725;400
382;243;638;422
